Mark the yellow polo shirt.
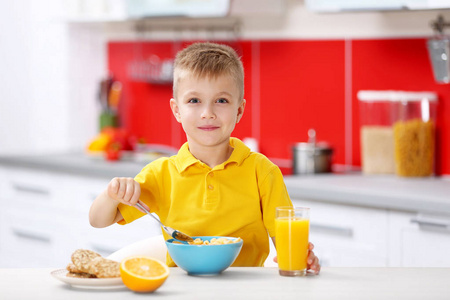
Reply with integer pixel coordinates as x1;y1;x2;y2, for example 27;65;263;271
118;137;292;267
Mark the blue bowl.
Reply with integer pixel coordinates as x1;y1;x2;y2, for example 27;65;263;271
165;236;243;275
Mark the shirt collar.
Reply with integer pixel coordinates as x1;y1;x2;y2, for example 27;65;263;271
174;142;199;173
226;137;251;167
175;137;251;173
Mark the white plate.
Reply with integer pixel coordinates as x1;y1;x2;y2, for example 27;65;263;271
51;269;125;289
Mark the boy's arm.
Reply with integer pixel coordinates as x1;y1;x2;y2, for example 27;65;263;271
89;189;123;228
89;177;141;228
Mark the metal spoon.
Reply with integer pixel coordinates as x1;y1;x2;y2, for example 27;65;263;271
135;202;194;243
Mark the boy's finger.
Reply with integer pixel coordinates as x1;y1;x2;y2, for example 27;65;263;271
308;256;320;273
116;179;126;199
307;250;316;264
308;242;314;250
312;257;320;274
137;199;150;211
129;181;141;205
129;189;140;206
123;182;134;203
109;178;119;194
122;178;137;203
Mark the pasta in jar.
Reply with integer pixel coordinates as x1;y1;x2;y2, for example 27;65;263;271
393;118;435;177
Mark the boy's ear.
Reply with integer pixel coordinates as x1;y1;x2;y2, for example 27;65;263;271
237;99;246;123
170;98;181;123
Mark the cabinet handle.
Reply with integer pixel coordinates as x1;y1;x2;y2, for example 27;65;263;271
13;183;49;196
12;228;51;244
411;217;450;232
310;223;354;237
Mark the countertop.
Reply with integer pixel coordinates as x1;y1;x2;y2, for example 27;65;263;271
284;174;450;214
1;267;449;300
0;152;147;178
0;153;449;214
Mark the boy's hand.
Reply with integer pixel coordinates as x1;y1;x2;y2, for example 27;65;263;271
273;242;321;275
107;177;141;206
306;242;320;274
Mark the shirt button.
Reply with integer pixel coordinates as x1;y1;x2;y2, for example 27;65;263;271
208;185;214;190
209;173;214;177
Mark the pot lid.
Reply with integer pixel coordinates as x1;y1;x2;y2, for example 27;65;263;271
293;142;333;152
357;90;437;102
293;129;333;152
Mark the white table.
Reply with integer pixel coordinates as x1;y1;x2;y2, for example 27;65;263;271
1;267;449;300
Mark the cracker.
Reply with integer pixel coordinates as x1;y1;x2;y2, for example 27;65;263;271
71;249;101;273
66;272;97;278
87;257;120;278
66;263;83;274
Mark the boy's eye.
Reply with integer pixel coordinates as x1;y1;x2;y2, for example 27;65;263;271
217;98;228;103
188;98;199;103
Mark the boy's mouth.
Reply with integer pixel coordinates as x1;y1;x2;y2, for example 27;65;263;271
198;125;219;131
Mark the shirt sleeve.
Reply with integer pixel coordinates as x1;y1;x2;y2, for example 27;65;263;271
117;163;161;225
258;157;293;237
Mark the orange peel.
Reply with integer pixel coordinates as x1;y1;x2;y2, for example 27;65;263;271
120;256;169;293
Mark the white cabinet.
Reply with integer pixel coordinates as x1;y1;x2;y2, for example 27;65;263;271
293;198;450;267
388;211;450;267
292;199;388;267
0;167;161;268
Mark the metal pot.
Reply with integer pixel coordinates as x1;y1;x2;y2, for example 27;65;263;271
292;129;334;175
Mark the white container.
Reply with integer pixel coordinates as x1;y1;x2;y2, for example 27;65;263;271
357;91;438;176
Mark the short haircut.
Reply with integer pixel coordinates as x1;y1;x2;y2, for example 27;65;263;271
173;42;244;101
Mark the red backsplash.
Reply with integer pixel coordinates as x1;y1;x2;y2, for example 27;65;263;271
108;38;449;176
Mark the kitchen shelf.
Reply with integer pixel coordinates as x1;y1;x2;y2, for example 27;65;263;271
65;16;242;33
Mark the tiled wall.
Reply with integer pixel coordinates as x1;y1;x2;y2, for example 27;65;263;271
108;38;449;176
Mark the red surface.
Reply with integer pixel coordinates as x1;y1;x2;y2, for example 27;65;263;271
108;38;449;175
258;40;345;165
352;38;450;175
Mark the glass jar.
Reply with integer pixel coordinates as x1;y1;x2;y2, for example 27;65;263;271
357;91;438;177
358;91;397;174
392;93;438;177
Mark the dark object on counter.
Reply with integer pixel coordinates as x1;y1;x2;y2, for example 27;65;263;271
292;129;333;175
100;111;118;130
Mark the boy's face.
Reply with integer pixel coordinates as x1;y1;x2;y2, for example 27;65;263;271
170;73;245;150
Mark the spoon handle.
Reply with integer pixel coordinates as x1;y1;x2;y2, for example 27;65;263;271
134;202;193;242
135;202;163;226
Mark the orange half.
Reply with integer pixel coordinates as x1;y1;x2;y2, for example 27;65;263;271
120;256;170;293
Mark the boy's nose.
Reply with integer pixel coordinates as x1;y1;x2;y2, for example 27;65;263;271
201;105;216;119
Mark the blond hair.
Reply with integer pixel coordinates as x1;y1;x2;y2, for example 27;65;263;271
173;42;244;100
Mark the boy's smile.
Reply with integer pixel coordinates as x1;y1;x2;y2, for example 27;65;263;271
170;73;246;166
198;125;220;131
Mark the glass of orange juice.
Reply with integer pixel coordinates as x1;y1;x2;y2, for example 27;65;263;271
275;206;310;276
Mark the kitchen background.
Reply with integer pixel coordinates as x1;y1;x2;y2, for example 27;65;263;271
0;0;450;269
1;0;449;175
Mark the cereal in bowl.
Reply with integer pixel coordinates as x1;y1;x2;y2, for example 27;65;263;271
189;237;242;245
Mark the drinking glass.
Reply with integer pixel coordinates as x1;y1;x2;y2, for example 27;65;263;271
275;206;310;276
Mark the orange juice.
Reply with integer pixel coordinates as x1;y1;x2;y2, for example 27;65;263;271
275;217;309;273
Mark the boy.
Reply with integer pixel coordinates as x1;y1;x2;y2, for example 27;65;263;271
89;42;320;273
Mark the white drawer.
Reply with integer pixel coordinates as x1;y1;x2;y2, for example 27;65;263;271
57;175;110;215
0;167;162;266
5;168;56;212
0;209;73;268
388;211;450;267
292;199;389;267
